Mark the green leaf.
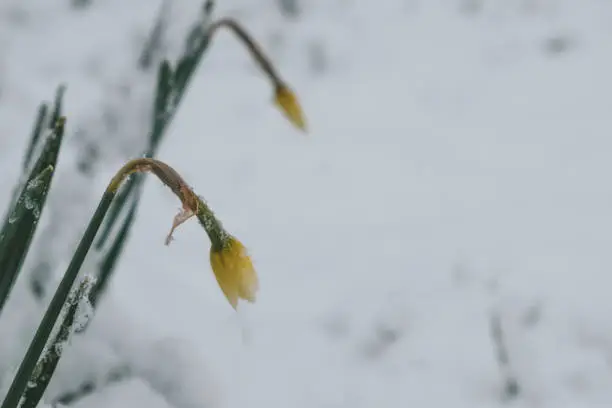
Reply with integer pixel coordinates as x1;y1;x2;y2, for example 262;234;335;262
150;60;174;150
173;2;216;100
18;277;94;408
89;197;138;309
6;102;50;213
94;56;172;251
0;191;115;408
94;176;143;250
22;103;49;173
138;0;170;71
89;0;217;308
0;116;66;316
48;85;66;130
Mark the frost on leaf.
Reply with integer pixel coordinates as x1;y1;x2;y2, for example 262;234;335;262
22;194;42;219
8;213;18;224
26;179;41;190
70;275;96;333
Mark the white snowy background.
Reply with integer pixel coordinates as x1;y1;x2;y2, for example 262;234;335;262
2;0;612;407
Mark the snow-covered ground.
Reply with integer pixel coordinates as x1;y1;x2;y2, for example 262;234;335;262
2;0;612;407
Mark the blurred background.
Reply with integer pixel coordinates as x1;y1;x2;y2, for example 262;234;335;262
1;0;612;407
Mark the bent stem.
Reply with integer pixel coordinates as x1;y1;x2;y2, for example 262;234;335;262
209;18;283;86
108;158;228;247
0;158;253;408
208;18;307;131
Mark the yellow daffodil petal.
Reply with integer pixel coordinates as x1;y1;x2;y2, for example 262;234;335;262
209;237;259;309
274;84;307;132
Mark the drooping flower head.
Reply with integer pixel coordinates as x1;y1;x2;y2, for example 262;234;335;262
209;237;259;309
108;159;260;311
274;84;307;132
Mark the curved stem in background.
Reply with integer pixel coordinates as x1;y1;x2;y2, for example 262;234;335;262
0;158;257;408
209;18;308;132
209;18;283;86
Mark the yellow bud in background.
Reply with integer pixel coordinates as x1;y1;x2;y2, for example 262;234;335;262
209;237;259;310
274;84;307;132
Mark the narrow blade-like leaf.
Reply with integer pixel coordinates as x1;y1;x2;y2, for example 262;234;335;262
22;103;49;173
0;118;66;315
18;277;94;408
